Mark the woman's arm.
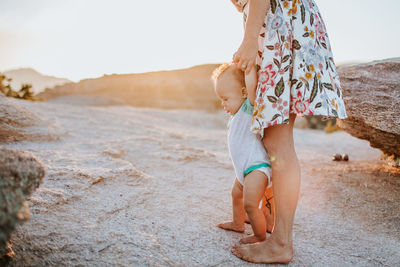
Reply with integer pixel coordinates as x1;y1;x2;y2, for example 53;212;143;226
233;0;270;74
245;68;258;106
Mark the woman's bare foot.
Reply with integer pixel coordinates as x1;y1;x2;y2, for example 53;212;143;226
239;234;265;244
232;236;293;263
217;221;245;233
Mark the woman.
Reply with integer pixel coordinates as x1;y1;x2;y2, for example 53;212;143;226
230;0;347;263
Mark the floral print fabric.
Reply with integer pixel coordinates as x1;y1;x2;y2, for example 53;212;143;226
240;0;347;135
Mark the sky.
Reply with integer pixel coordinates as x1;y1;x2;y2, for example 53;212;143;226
0;0;399;82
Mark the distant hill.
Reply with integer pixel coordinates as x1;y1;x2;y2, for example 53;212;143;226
37;64;221;110
3;68;71;95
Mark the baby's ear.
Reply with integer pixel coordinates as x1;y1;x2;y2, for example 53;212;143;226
241;87;247;98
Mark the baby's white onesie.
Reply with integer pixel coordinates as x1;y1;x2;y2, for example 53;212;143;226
228;98;272;185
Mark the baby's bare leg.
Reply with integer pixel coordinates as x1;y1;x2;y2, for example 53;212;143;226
240;170;269;244
217;178;246;233
245;188;274;232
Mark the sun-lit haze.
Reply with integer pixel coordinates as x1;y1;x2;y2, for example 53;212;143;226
1;0;399;82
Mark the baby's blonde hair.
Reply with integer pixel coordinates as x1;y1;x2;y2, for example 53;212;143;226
211;63;245;87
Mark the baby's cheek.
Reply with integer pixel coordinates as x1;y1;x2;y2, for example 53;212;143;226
233;102;241;113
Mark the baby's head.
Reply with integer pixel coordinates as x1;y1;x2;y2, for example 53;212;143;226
212;63;247;114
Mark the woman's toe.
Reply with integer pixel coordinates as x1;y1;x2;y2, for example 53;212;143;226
232;248;242;258
231;248;238;256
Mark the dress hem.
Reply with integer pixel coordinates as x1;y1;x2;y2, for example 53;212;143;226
252;112;348;137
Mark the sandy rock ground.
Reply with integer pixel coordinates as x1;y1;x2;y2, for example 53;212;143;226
3;96;400;266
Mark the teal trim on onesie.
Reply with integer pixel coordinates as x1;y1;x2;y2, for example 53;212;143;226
241;98;253;115
231;98;253;116
243;163;271;177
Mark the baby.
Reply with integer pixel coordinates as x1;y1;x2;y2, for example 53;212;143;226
212;63;273;244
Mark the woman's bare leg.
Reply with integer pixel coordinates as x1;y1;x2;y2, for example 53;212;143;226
232;113;300;263
262;186;275;233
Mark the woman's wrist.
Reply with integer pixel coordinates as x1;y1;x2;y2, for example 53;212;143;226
243;20;262;41
241;34;258;52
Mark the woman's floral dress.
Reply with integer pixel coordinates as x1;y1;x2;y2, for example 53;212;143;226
236;0;347;135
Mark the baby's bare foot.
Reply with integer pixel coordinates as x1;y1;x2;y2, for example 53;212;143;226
217;222;245;233
239;235;265;244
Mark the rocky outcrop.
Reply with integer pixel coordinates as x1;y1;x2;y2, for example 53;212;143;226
337;58;400;165
0;93;60;142
37;64;221;110
0;146;46;259
3;68;71;95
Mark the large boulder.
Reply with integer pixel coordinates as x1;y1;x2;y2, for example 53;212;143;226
0;146;46;259
337;58;400;165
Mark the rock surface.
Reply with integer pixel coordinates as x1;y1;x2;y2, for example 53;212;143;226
337;58;400;163
0;146;46;259
0;93;60;142
2;96;400;266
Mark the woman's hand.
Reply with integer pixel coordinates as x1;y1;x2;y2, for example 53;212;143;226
233;36;258;74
